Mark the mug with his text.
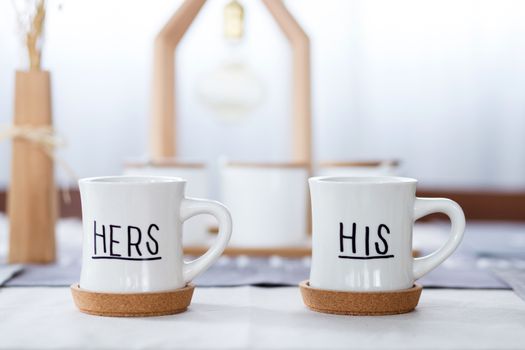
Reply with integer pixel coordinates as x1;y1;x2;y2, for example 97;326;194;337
78;176;232;293
308;176;465;292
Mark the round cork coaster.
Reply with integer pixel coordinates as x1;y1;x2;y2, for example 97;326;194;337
71;283;195;317
299;280;422;316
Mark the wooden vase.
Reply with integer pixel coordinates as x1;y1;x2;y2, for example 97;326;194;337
8;70;57;264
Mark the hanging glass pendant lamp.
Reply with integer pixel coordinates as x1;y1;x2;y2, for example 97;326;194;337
197;0;265;122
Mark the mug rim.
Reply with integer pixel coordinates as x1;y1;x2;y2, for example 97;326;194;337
309;176;417;185
79;175;186;185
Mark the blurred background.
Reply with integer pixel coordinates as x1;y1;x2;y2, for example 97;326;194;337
1;0;525;222
1;0;525;295
2;3;525;341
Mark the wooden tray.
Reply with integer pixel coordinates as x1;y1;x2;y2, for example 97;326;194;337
184;246;311;258
184;246;421;258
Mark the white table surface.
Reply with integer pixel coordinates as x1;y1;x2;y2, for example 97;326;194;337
1;286;524;349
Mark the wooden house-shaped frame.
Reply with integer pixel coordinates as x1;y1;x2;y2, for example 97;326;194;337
150;0;311;165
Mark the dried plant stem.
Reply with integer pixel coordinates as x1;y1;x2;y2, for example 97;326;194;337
26;0;46;71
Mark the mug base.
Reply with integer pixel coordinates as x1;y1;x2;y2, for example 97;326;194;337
70;283;194;317
299;280;422;316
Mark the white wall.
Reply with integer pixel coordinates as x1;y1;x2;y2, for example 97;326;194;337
1;0;524;191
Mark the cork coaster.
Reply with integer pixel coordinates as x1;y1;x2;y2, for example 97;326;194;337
299;281;422;316
71;283;194;317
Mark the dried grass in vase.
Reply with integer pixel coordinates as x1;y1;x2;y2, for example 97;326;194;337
12;0;47;71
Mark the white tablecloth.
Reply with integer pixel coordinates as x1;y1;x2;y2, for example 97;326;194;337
1;287;524;349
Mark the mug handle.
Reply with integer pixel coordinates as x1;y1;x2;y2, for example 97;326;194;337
413;198;466;280
180;197;232;283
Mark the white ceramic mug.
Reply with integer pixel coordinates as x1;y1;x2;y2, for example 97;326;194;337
78;176;232;293
221;162;309;247
309;176;465;292
123;160;212;246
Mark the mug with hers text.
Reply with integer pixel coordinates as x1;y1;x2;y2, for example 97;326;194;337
78;176;232;293
308;176;466;292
